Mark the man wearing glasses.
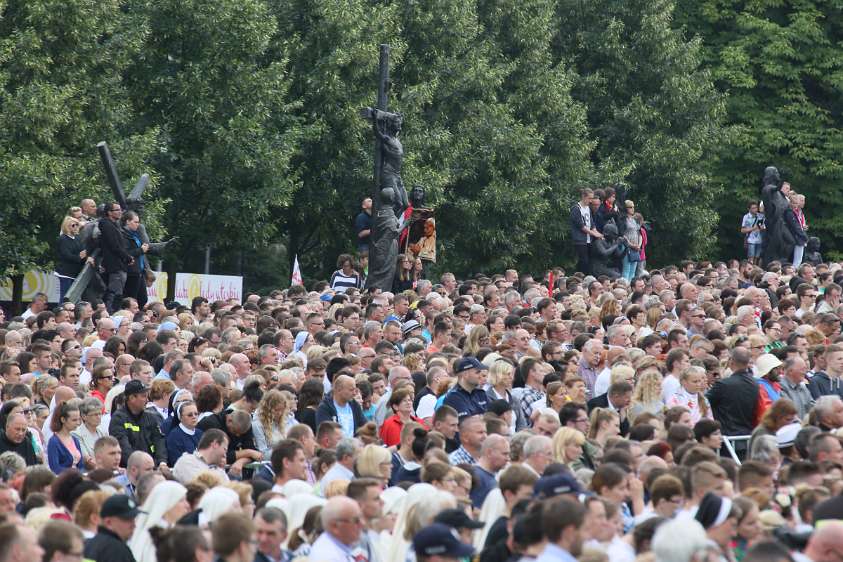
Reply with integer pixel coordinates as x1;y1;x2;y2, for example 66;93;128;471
308;496;364;562
99;202;133;313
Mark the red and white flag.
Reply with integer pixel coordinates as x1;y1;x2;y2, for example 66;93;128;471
291;255;303;286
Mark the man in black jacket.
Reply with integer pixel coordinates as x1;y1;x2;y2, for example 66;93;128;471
315;374;367;438
83;495;140;562
707;348;758;456
0;413;39;466
109;380;167;468
100;202;139;313
586;381;633;437
197;407;262;477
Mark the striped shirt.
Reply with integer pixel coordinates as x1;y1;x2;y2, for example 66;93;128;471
329;269;362;293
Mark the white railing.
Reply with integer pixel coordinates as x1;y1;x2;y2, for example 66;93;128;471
723;435;751;465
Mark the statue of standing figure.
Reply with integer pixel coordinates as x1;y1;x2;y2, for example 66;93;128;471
361;108;408;291
760;166;794;266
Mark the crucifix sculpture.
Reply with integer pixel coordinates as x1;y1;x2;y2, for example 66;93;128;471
360;45;408;291
64;142;173;303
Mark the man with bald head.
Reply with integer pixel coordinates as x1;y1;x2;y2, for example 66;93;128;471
804;522;843;562
0;413;38;465
315;374;366;438
56;322;77;342
228;353;251;390
80;198;97;221
309;496;364;562
471;434;511;508
91;318;116;350
678;282;699;303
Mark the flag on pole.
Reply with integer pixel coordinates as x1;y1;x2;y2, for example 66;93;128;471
547;270;555;295
291;255;303;286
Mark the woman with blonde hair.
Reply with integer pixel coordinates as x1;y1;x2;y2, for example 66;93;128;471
465;325;492;357
387;484;455;562
645;306;663;331
176;313;195;331
129;481;190;562
225;481;256;518
485;359;516;430
55;216;89;302
356;444;392;484
588;408;620;449
393;254;415;293
552;426;586;467
402;352;424;373
630;368;664;421
544;381;567;413
599;297;621;325
666;366;711;425
73;489;111;538
252;389;288;458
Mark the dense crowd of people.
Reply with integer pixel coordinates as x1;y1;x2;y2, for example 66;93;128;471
0;192;843;562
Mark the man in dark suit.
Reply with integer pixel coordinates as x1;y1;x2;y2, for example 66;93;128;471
569;188;603;275
99;202;138;313
707;347;758;458
587;381;633;437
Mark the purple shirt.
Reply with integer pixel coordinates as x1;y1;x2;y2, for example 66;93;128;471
577;360;600;398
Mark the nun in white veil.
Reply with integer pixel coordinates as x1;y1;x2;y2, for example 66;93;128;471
197;486;241;528
129;481;189;562
474;488;505;548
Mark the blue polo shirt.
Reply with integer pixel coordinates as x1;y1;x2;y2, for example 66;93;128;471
441;383;488;419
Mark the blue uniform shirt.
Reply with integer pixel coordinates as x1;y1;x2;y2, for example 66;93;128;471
441;384;488;419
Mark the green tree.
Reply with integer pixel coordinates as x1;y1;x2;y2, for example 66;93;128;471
555;0;728;264
675;0;843;259
270;0;401;278
476;0;595;268
392;0;562;273
128;0;304;276
0;0;155;280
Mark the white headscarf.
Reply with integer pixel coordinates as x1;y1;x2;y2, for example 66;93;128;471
282;493;325;548
129;481;187;562
279;479;313;498
198;486;240;528
375;487;408;562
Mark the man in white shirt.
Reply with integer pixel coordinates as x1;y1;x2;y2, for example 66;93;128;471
269;439;308;493
320;438;360;493
662;348;690;403
308;496;364;562
90;318;116;350
21;293;48;320
172;428;230;484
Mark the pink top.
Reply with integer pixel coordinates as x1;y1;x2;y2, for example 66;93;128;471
61;435;82;466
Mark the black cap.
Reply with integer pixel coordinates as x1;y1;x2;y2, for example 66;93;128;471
412;523;475;558
100;494;143;519
124;380;149;396
433;508;484;530
454;357;488;374
533;473;583;499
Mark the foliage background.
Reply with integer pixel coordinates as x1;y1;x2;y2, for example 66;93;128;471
0;0;839;293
